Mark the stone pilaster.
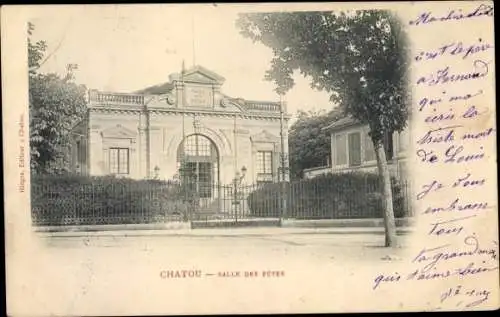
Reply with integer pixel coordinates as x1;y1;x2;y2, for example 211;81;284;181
175;82;185;108
234;128;252;184
149;127;162;177
138;112;148;178
88;125;103;176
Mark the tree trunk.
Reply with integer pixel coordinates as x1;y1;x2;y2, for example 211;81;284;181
373;140;398;247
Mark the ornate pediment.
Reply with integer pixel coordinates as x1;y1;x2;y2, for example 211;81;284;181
250;130;279;143
184;72;216;84
101;124;137;139
169;65;226;85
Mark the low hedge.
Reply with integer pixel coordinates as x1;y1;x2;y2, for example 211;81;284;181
247;172;409;219
31;174;192;226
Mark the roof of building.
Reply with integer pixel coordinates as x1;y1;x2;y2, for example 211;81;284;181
124;65;286;116
169;65;226;83
133;65;225;95
134;82;174;95
323;115;360;131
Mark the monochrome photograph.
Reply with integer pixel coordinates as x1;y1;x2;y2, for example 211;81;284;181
3;2;497;315
28;6;412;237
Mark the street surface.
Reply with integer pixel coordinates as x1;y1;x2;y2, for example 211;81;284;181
11;228;414;316
39;227;411;263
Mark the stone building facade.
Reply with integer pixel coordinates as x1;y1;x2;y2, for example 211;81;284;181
303;115;410;180
70;65;290;187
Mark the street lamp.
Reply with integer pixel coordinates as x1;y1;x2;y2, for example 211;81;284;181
233;166;247;222
240;166;247;180
153;166;160;180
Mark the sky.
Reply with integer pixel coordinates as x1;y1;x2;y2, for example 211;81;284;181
30;5;334;120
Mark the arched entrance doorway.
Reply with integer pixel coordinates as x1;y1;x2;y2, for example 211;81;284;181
177;134;220;209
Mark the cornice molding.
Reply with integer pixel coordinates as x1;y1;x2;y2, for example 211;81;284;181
89;106;291;121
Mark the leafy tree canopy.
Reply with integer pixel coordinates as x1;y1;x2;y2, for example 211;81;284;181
237;11;410;247
288;108;344;179
28;22;47;75
28;22;87;174
237;10;410;143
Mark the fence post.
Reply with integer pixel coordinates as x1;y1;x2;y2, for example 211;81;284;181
280;180;287;222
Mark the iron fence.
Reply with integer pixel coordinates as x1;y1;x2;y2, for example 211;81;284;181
31;180;188;226
31;175;413;227
245;178;412;220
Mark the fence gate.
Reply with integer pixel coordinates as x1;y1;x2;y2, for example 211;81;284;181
189;183;282;228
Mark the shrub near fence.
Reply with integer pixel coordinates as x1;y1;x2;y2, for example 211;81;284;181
247;172;410;219
31;174;190;226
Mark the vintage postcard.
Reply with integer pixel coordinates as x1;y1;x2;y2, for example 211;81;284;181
2;2;498;315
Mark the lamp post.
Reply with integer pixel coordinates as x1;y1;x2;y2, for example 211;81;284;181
153;166;160;180
233;166;247;222
279;94;289;221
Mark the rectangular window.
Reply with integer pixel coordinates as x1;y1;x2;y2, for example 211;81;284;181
364;133;376;162
348;132;362;166
198;162;213;198
75;140;83;174
257;151;273;184
109;148;129;174
335;134;347;166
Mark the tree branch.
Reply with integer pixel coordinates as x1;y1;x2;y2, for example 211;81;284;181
37;19;72;70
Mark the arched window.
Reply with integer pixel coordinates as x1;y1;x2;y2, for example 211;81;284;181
177;134;219;198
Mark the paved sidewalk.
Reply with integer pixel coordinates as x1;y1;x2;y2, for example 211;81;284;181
36;225;414;238
34;217;415;236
